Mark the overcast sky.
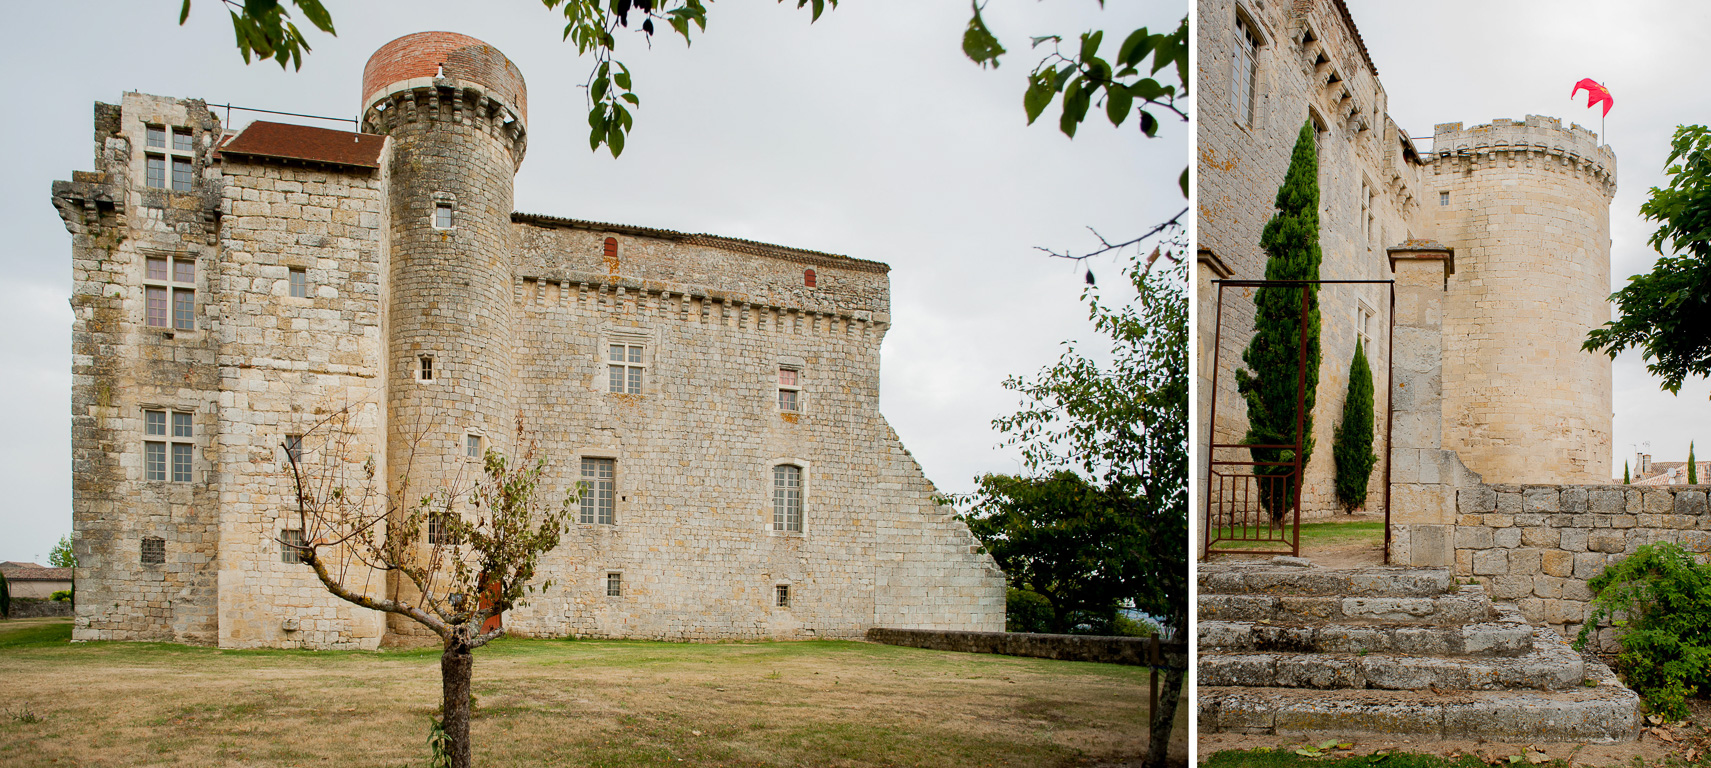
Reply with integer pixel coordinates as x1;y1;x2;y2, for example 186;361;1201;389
0;2;1179;564
1347;0;1711;479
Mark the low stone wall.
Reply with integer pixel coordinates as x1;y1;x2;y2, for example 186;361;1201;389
865;627;1188;668
6;598;74;619
1452;483;1711;641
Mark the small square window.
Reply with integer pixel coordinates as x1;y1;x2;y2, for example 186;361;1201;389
145;410;166;437
776;584;790;608
1440;191;1450;206
146;126;166;149
141;536;166;564
466;434;482;459
171;412;192;438
289;268;308;298
434;204;453;229
172;128;194;153
173;259;195;284
281;529;307;564
607;572;622;597
607;344;644;394
147;257;169;281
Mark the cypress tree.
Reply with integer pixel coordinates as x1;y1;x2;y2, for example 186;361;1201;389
1624;461;1631;484
0;570;8;619
1237;120;1324;522
1333;342;1378;513
1691;442;1699;485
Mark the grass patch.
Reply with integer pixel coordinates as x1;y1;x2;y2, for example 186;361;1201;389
1208;520;1384;550
0;618;1182;767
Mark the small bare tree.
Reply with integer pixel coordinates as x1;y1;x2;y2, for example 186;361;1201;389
284;410;574;768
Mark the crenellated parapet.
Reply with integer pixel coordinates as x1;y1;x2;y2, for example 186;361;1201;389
1426;116;1616;198
361;82;527;167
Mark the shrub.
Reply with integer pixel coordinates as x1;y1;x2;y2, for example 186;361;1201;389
1574;542;1711;719
1332;342;1377;513
1111;613;1159;638
49;590;72;603
1005;588;1055;633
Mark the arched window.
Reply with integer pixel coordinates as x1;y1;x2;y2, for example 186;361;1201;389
773;464;803;532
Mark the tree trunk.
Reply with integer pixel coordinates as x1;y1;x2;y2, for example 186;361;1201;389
441;641;474;768
1145;665;1184;768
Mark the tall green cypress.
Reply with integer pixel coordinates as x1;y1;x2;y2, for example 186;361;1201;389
1333;342;1377;513
1624;461;1631;484
1237;120;1324;522
0;570;9;619
1691;442;1699;485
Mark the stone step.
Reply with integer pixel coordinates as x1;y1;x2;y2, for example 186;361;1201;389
1198;626;1584;691
1199;656;1639;743
1197;614;1534;656
1199;564;1452;598
1198;585;1496;626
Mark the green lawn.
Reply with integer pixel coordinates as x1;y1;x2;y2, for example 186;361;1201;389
0;617;1183;767
1206;520;1383;550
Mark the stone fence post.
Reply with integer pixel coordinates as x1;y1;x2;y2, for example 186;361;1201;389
1388;241;1481;566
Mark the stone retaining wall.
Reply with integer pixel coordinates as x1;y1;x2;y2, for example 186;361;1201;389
865;627;1188;668
8;598;74;619
1452;483;1711;641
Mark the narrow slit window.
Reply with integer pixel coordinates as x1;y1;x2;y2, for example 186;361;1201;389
284;434;304;465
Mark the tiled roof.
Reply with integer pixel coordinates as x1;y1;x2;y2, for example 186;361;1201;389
511;212;890;274
0;564;70;581
218;121;385;170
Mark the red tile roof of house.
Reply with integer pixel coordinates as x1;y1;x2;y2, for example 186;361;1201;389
0;562;71;581
218;121;385;170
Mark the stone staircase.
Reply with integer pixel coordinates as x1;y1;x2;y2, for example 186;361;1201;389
1197;559;1640;742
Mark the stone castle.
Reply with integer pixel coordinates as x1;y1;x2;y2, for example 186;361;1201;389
54;31;1005;649
1196;0;1616;535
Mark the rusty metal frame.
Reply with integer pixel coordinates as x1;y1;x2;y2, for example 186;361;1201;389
1203;278;1396;560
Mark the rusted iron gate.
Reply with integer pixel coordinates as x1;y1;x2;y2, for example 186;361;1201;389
1203;278;1396;560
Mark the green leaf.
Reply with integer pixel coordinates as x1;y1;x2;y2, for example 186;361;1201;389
293;0;336;34
180;0;193;25
962;1;1005;68
1029;35;1061;49
1023;80;1054;125
1078;30;1104;61
1107;88;1134;128
592;76;609;102
607;122;626;157
1117;28;1150;68
1131;79;1169;102
615;70;631;91
1139;110;1157;137
621;92;639;105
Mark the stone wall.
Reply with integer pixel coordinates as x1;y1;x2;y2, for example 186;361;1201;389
866;627;1188;668
1451;483;1711;641
6;599;75;619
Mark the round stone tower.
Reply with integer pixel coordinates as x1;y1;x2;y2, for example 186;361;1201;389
361;32;527;630
1427;116;1616;484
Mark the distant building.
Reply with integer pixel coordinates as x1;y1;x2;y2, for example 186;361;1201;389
0;562;73;599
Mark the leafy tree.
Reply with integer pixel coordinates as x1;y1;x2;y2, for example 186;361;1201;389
48;535;76;569
1332;343;1377;514
963;243;1186;768
1692;442;1700;485
1584;125;1711;392
286;416;576;768
180;1;1186;166
1237;121;1323;523
1004;587;1055;633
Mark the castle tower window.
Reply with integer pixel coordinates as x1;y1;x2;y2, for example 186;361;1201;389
284;434;304;466
607;572;623;597
418;355;435;382
433;203;454;229
144;409;194;482
140;536;165;565
775;584;791;608
778;367;802;412
804;269;816;287
604;237;619;259
288;268;309;298
580;457;616;525
608;344;645;394
280;529;306;564
773;465;803;533
1440;191;1450;206
465;434;482;459
1231;13;1261;127
144;256;196;330
428;510;458;546
143;125;195;192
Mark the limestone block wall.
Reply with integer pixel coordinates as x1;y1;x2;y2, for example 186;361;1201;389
1450;484;1711;645
1197;0;1423;518
211;157;391;650
1427;117;1615;484
499;222;1004;639
59;93;226;644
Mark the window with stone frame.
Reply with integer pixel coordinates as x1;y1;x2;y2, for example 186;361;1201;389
433;203;454;229
144;255;196;331
1355;300;1377;354
775;584;791;608
1231;12;1261;127
144;408;195;483
428;509;459;546
465;434;483;460
608;343;645;394
144;124;196;192
778;367;803;412
141;536;166;565
773;464;803;533
284;434;304;467
606;572;622;597
280;528;307;564
580;458;616;525
289;268;309;298
418;355;435;382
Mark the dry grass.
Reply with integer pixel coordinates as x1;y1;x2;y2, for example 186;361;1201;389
0;617;1185;767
